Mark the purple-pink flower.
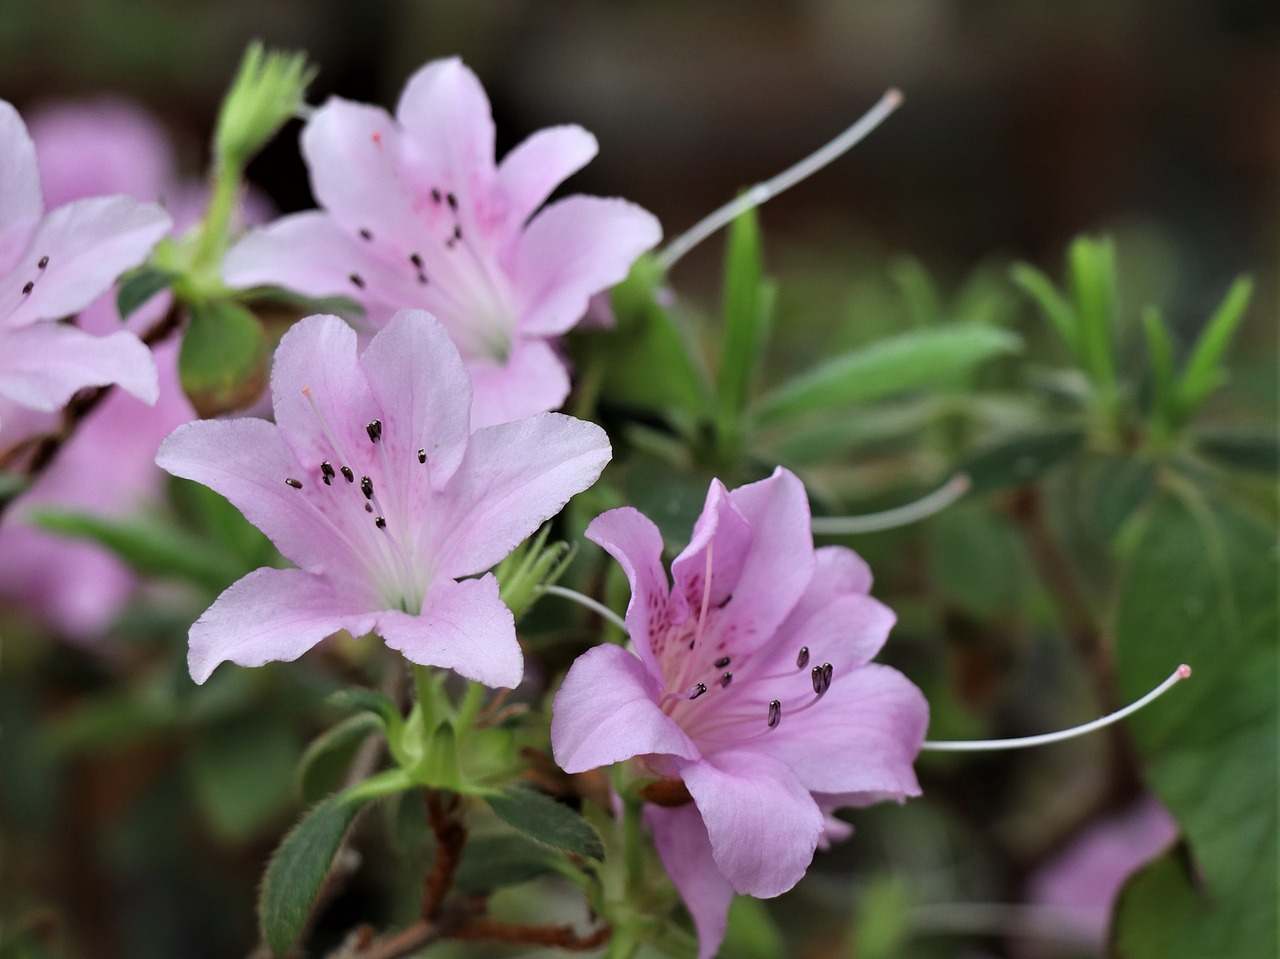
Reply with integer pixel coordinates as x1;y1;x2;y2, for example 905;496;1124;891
157;310;611;688
551;468;928;957
223;57;662;429
0;100;170;431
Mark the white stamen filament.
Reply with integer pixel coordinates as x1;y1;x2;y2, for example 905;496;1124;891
671;540;717;698
658;88;904;272
921;665;1192;752
539;584;629;634
812;474;970;536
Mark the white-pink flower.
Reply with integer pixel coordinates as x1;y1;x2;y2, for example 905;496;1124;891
0;100;170;432
223;57;662;429
551;469;928;958
157;310;611;688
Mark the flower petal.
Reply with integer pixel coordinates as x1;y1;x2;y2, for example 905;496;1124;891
584;506;670;673
551;643;699;773
757;591;896;678
753;663;928;797
647;803;735;959
465;336;570;429
188;566;375;684
680;749;825;898
512;195;662;337
378;573;521;688
0;321;157;411
394;58;497;200
2;196;170;327
156;417;348;573
432;411;611;578
496;124;598;231
269;314;382;470
0;100;43;265
360;309;471;486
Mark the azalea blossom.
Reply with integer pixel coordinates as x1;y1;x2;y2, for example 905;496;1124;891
551;468;928;957
157;309;610;687
0;100;170;432
223;57;662;428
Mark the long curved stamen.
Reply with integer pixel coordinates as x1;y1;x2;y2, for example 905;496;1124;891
672;541;717;697
658;88;904;272
811;474;970;536
539;584;629;634
921;665;1191;752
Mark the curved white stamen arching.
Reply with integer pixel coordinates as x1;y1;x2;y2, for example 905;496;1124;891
811;474;970;536
921;665;1192;752
539;584;629;634
658;88;904;272
671;540;717;698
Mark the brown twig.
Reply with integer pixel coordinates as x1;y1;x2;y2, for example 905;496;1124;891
0;302;184;515
420;791;467;920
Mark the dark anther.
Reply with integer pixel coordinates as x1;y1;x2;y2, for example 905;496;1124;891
285;477;303;489
320;460;335;485
714;656;731;669
767;700;782;728
349;273;366;289
360;476;374;500
416;271;429;285
417;448;427;464
366;419;382;443
409;251;424;269
720;671;733;688
716;592;733;609
445;191;458;211
796;646;810;669
688;683;707;700
21;281;33;295
340;465;355;483
37;256;49;269
811;664;834;696
452;224;463;241
358;228;373;241
365;503;373;513
375;516;387;529
431;187;442;204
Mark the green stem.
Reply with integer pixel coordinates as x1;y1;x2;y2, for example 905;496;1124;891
192;160;242;282
621;791;645;901
412;664;440;736
455;681;487;735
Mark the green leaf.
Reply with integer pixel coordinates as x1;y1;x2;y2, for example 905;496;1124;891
296;713;383;805
1011;262;1076;352
720;896;784;959
259;793;365;958
1080;454;1156;542
1112;494;1277;956
755;326;1021;423
28;508;244;592
326;687;402;738
589;255;710;414
1068;235;1119;391
188;717;302;842
716;207;773;459
957;429;1085;496
454;833;561;892
486;787;605;860
1141;306;1177;438
179;299;269;417
1175;275;1253;420
1194;429;1279;476
116;267;177;319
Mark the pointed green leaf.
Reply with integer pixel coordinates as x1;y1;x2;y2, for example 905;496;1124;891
486;786;605;860
259;793;364;957
454;833;561;892
716;207;772;456
1141;306;1177;437
1068;235;1119;391
755;326;1021;422
1011;262;1076;352
179;299;269;418
296;712;383;804
1175;275;1252;420
116;267;177;319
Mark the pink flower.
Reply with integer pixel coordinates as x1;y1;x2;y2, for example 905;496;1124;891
223;57;662;428
157;310;611;688
551;468;928;957
0;100;170;430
